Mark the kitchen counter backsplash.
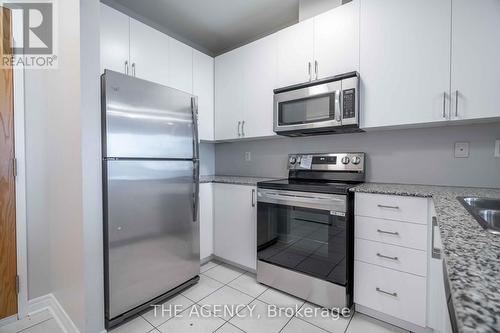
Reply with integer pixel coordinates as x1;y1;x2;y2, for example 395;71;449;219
352;183;500;333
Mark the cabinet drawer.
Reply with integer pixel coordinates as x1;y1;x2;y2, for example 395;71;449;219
355;239;427;276
354;261;427;326
355;215;427;250
355;193;428;224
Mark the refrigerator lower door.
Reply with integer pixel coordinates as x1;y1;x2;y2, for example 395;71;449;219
104;159;199;320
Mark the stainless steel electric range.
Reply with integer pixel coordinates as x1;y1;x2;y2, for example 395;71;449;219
256;152;365;310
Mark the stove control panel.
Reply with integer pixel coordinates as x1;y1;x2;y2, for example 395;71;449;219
288;153;365;172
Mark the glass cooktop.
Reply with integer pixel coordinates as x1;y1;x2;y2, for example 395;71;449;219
257;178;358;195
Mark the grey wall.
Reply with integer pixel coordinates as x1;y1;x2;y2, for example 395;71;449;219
80;0;105;331
24;70;50;300
200;143;216;176
24;0;105;331
215;123;500;188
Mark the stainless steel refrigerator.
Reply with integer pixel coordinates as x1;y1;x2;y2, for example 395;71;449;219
101;70;200;328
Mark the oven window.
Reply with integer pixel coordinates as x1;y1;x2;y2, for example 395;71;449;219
257;202;347;286
278;93;335;126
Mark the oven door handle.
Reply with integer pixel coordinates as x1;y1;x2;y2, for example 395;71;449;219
261;192;344;202
258;191;346;212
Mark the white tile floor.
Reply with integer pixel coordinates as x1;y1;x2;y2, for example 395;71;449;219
0;261;409;333
111;261;408;333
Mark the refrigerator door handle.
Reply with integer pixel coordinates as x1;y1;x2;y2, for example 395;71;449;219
191;97;200;160
191;96;200;222
193;160;200;222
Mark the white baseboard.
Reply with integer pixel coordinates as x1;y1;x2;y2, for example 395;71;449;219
28;294;80;333
200;254;214;265
212;255;256;274
0;314;18;327
355;304;432;333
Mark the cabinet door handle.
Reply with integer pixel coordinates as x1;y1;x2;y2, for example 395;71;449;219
241;120;245;136
377;204;399;209
377;229;399;236
124;60;129;75
252;189;256;207
455;90;459;117
237;121;241;137
376;287;398;297
442;92;447;119
131;63;136;77
314;60;318;80
431;216;441;259
376;253;399;261
308;62;312;81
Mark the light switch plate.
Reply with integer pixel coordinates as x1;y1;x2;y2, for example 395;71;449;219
454;142;469;158
495;140;500;158
245;152;252;161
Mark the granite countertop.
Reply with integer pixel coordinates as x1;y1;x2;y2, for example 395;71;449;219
351;183;500;333
200;175;275;186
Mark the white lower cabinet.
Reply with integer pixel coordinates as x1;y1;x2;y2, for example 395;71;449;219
214;183;257;270
428;205;454;333
354;193;430;329
354;261;427;326
199;183;214;260
355;238;427;277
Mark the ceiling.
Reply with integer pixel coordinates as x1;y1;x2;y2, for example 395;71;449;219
105;0;300;56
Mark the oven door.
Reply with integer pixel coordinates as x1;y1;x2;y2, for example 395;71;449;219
257;189;348;286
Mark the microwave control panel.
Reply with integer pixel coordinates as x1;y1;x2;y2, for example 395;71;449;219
342;88;356;119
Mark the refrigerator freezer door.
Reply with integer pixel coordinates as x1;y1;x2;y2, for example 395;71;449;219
104;159;199;319
103;70;195;159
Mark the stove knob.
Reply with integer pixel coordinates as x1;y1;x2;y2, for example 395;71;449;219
341;156;350;164
289;156;297;165
351;156;361;165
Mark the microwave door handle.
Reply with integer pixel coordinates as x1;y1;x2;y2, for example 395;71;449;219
335;89;341;123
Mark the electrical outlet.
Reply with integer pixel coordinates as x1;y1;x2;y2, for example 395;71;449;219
454;142;469;158
245;152;252;161
495;140;500;158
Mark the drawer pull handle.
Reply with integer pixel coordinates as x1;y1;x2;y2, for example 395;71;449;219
376;253;399;261
376;229;399;236
377;204;400;209
376;287;398;297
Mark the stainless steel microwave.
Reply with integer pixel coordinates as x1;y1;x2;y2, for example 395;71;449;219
273;72;361;136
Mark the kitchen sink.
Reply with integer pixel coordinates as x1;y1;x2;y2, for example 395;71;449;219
458;197;500;235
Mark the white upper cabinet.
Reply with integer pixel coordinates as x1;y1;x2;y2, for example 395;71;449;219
313;0;360;79
215;48;245;140
101;3;215;141
276;18;314;87
451;0;500;121
214;34;277;140
193;50;215;141
359;0;452;129
100;4;129;74
242;34;278;138
169;38;193;93
129;18;170;86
